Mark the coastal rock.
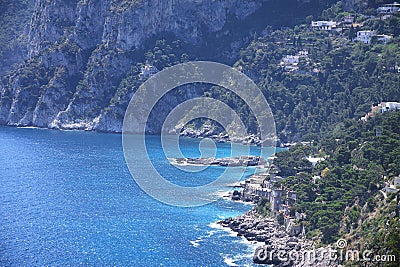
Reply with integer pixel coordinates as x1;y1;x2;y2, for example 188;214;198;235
218;211;338;266
255;234;271;243
0;0;267;132
179;128;263;146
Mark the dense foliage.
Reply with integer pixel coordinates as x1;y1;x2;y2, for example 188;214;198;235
154;1;400;142
233;5;400;142
0;0;34;73
268;111;400;262
2;1;399;140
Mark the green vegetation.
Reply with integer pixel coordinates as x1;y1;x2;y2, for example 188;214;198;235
259;111;400;262
0;0;34;73
2;0;398;141
0;0;33;55
233;9;400;142
256;197;271;217
0;0;398;263
110;0;143;13
152;1;400;142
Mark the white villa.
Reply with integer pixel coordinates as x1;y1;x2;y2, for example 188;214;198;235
282;55;300;64
376;34;393;44
379;102;400;112
280;55;300;72
311;21;337;31
377;2;400;14
354;30;392;44
139;64;158;79
361;102;400;121
280;50;309;72
305;156;325;167
343;15;355;24
355;30;374;44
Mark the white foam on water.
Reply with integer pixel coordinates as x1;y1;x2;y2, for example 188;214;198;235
223;255;239;266
208;222;225;230
189;239;201;248
17;126;40;129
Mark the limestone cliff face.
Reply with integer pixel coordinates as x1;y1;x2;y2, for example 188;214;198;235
0;0;267;132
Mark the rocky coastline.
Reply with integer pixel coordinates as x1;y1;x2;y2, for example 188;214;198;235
216;169;338;266
169;156;265;167
180;126;262;146
218;210;337;266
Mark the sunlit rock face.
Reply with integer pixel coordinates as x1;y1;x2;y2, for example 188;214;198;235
0;0;267;132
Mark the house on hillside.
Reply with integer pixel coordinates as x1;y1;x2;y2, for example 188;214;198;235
311;21;337;31
338;15;355;29
360;102;400;121
139;64;158;79
280;50;310;72
287;191;297;206
305;156;325;166
394;177;400;188
355;30;374;44
270;189;284;212
269;188;298;213
377;2;400;14
343;15;355;24
282;55;300;64
355;31;393;44
379;102;400;112
376;34;393;44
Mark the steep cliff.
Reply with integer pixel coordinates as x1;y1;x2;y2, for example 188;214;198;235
0;0;353;133
0;0;271;132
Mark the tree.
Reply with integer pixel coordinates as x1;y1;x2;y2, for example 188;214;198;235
348;25;356;41
297;36;303;48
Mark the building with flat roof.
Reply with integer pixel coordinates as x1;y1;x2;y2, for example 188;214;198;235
311;21;337;31
355;30;374;44
377;2;400;14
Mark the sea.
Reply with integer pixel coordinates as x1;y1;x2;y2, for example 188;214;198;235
0;126;277;266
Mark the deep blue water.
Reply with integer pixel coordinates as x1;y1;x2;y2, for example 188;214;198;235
0;127;276;266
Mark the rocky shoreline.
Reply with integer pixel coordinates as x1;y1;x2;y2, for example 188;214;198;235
180;127;262;146
169;156;266;167
218;211;337;266
216;169;338;266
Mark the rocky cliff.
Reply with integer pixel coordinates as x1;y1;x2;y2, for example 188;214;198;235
0;0;353;133
0;0;269;132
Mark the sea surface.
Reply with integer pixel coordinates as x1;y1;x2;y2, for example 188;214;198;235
0;127;277;266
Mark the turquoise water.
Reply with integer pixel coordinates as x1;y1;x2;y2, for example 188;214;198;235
0;127;275;266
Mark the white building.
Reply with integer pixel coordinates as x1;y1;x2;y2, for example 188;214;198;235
311;21;337;31
379;102;400;112
298;50;309;56
361;102;400;121
305;157;325;166
376;34;393;44
139;64;158;79
343;15;355;24
282;55;300;64
377;2;400;14
355;30;374;44
280;51;310;72
280;55;300;72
